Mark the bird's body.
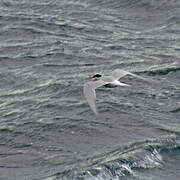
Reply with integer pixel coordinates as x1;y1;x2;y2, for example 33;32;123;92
83;69;148;115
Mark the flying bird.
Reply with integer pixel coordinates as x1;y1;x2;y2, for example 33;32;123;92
83;69;148;115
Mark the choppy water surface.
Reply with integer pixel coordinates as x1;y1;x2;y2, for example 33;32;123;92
0;0;180;179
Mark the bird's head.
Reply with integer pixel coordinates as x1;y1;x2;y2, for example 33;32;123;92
91;74;102;81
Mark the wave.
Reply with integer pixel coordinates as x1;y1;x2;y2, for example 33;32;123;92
44;134;180;180
140;65;180;76
91;0;180;11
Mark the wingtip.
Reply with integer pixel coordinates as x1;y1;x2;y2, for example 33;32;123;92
92;108;98;115
95;111;99;115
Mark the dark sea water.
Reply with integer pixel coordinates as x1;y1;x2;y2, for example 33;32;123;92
0;0;180;179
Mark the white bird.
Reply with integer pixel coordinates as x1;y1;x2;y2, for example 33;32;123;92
83;69;148;115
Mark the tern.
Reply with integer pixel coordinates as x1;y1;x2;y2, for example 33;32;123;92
83;69;148;115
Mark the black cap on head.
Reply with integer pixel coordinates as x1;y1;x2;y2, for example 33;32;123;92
93;74;101;78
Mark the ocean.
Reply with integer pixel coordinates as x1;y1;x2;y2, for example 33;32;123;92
0;0;180;179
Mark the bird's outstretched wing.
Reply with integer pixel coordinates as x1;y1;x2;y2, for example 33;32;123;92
83;80;110;115
112;69;147;81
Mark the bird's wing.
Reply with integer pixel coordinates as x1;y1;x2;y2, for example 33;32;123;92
112;69;130;79
83;80;110;115
112;69;147;81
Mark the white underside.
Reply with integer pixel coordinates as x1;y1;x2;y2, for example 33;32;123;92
111;80;130;86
